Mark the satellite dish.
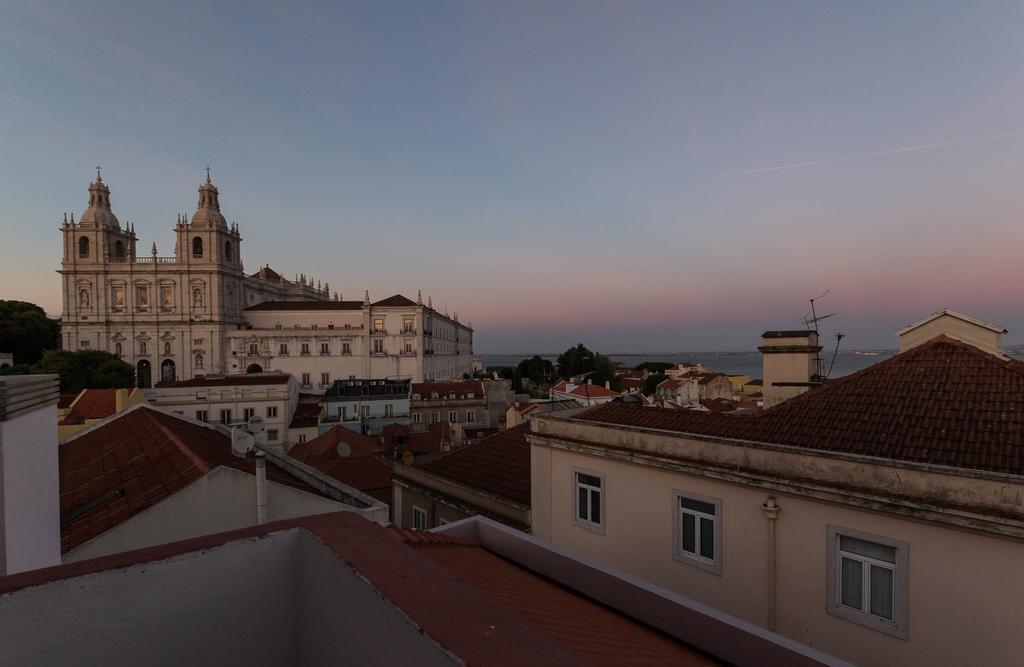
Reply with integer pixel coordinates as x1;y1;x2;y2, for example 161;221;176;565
247;415;265;435
336;442;351;458
402;450;414;465
231;427;255;456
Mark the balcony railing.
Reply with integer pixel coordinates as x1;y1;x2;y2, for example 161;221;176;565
371;329;387;336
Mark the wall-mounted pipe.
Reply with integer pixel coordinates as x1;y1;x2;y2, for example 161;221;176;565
255;452;267;525
761;496;781;631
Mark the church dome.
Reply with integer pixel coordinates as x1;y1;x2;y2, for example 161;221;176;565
79;169;120;229
190;169;227;228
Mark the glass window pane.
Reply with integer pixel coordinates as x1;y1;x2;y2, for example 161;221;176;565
699;517;715;560
840;557;863;609
680;497;716;516
682;513;696;554
870;565;895;620
577;473;601;488
840;535;896;563
577;487;588;520
590;491;601;524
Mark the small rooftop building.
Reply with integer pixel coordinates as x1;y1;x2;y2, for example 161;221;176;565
0;512;842;666
897;308;1007;357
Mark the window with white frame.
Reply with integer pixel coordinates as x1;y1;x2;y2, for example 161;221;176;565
573;469;603;531
301;372;311;386
196;410;208;422
673;491;722;574
412;506;428;531
466;410;475;423
373;339;385;354
384;404;394;417
279;343;289;355
826;526;908;639
321;372;330;386
320;342;329;355
243;408;255;421
266;406;277;418
298;434;307;444
301;343;310;356
342;342;351;354
220;409;232;424
431;412;440;424
361;405;370;418
413;412;422;424
448;411;458;423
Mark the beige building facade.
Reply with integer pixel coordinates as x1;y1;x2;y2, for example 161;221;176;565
59;171;473;388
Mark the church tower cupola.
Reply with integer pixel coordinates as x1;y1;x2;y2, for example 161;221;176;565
79;166;120;229
190;167;227;228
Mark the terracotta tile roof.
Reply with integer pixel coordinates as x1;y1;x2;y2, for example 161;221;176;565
60;388;118;425
397;529;718;666
464;426;499;440
381;422;451;460
244;300;364;311
155;371;291;388
288;401;322;429
417;424;531;506
59;407;328;553
289;427;393;504
657;378;682;390
551;382;621;399
249;265;284;281
372;294;418;307
574;336;1024;475
412;380;484;399
701;398;737;413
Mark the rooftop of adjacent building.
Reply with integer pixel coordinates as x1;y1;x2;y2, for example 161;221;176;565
564;333;1024;476
155;370;292;389
288;426;393;504
411;380;485;399
0;512;843;666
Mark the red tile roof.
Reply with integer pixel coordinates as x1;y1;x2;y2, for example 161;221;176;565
59;407;328;553
155;372;291;388
372;294;418;307
289;427;393;504
60;388;118;425
551;381;621;399
397;529;717;666
249;265;284;281
412;380;484;399
380;422;451;460
415;424;531;506
288;401;322;429
575;337;1024;475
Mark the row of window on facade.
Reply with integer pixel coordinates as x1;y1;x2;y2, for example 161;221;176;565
247;340;415;356
77;285;205;310
571;469;908;639
187;407;278;441
372;318;417;334
101;339;205;369
76;236;233;261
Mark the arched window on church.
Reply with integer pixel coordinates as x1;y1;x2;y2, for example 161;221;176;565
114;240;125;258
164;341;172;356
78;236;89;258
192;287;204;308
195;353;204;369
192;237;203;258
115;342;122;357
225;241;233;261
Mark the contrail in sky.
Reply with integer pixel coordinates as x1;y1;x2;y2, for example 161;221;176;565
722;131;1023;177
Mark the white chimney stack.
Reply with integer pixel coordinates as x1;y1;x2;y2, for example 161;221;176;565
759;330;821;409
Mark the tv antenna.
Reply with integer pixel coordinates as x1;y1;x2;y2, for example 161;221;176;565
804;290;838;380
826;332;846;379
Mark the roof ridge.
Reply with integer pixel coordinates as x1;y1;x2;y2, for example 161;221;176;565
143;410;212;475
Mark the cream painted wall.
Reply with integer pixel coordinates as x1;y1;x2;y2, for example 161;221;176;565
533;445;1024;667
899;314;1003;356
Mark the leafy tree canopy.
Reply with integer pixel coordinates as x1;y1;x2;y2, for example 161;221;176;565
643;373;668;395
517;355;555;383
635;361;673;373
556;343;619;390
30;350;135;394
0;300;60;366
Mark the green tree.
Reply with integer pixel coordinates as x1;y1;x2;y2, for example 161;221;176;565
517;355;555;384
556;343;619;390
635;361;673;374
31;350;135;394
0;300;60;366
643;373;668;395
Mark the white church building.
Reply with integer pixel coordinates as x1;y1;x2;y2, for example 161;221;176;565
59;169;473;387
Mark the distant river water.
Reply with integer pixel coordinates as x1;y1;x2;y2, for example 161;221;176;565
481;351;895;380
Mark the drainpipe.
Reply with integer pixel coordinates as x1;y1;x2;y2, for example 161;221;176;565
761;496;780;631
255;452;267;525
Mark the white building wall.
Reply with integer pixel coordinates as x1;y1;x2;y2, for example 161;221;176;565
0;399;61;575
64;466;355;562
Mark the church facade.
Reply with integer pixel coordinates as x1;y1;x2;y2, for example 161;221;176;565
59;171;473;387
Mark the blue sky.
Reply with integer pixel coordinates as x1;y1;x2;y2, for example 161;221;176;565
2;1;1024;352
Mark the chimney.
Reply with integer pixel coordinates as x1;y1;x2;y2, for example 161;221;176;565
759;330;822;409
0;375;61;575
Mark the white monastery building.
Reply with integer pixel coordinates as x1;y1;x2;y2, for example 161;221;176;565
59;169;474;387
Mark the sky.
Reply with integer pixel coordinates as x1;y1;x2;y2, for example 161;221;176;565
2;1;1023;353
